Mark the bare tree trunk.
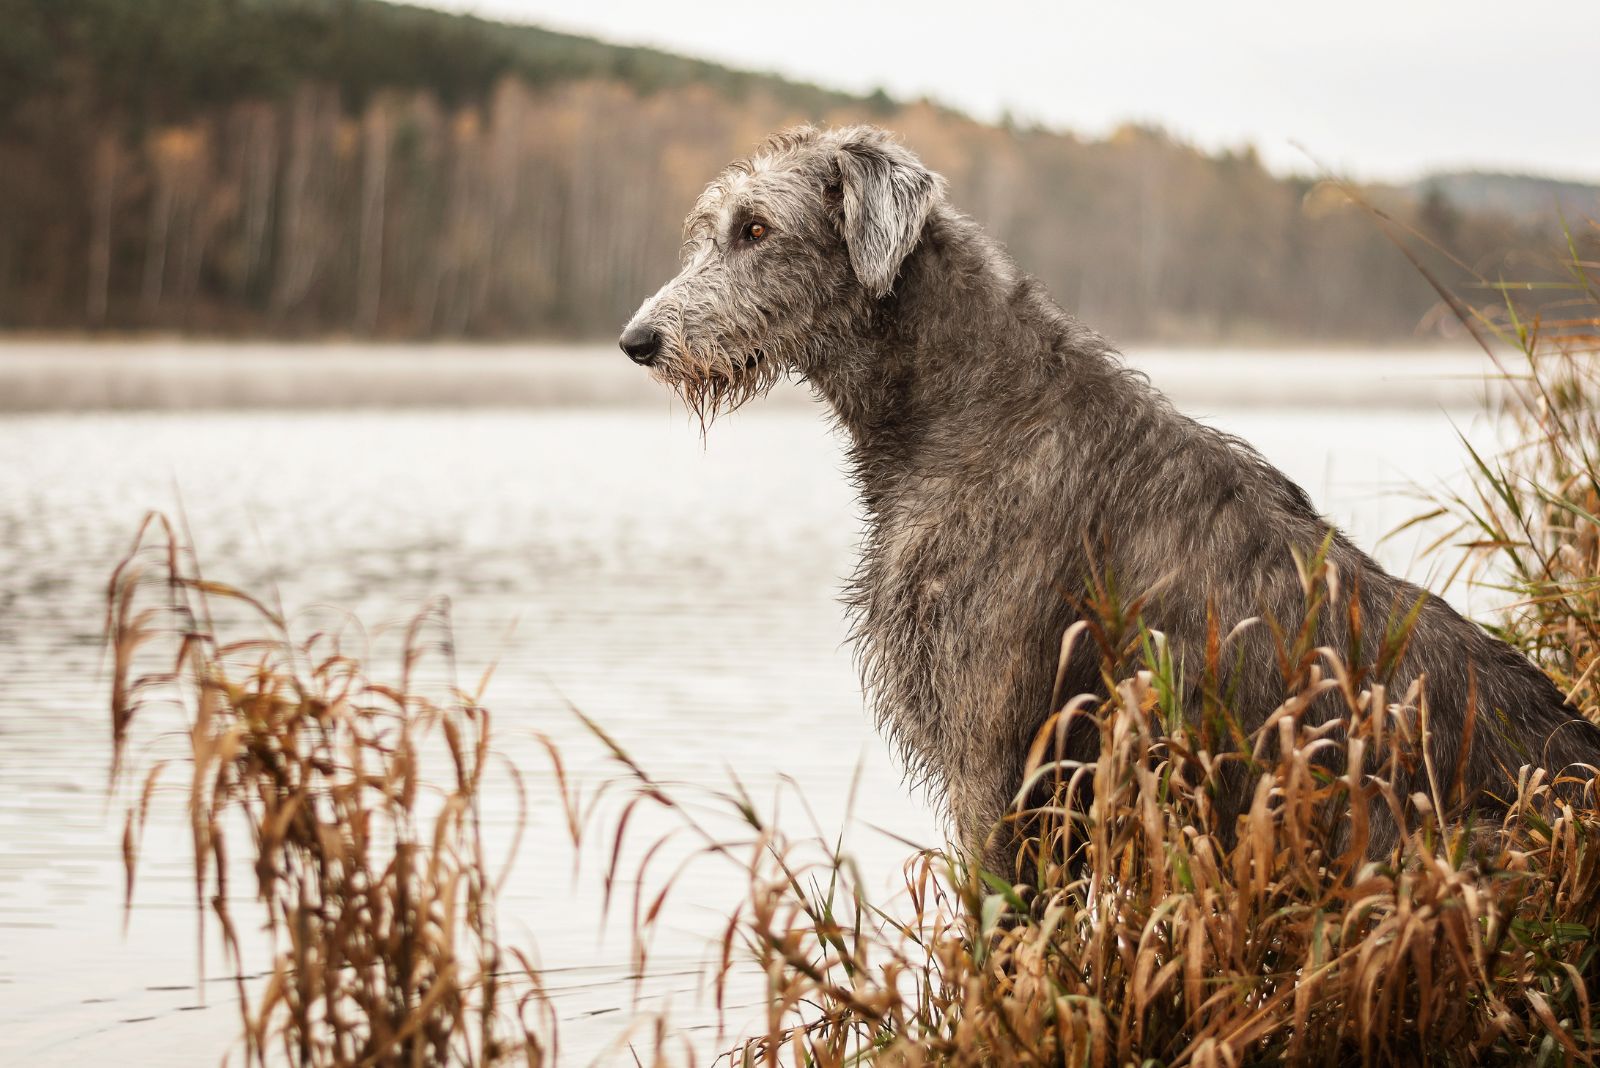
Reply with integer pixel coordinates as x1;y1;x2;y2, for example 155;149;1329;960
141;180;172;314
179;184;221;328
355;102;389;333
241;104;278;295
88;131;119;325
273;87;318;316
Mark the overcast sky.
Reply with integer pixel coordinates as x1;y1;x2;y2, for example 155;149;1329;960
415;0;1597;183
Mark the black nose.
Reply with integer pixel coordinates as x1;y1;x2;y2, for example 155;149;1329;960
619;323;662;366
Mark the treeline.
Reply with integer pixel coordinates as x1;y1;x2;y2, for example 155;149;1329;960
0;0;1589;342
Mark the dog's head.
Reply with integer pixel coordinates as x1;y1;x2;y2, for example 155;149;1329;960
619;125;944;422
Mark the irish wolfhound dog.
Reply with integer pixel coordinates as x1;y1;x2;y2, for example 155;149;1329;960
620;124;1600;870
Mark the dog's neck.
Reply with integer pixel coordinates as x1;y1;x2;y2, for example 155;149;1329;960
805;207;1124;474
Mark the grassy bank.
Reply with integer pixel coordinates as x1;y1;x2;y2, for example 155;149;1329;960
106;247;1600;1065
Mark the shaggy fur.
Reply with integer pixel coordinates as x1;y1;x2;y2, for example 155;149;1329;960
621;124;1600;869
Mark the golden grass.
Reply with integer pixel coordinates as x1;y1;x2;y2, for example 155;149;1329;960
108;514;558;1067
1414;248;1600;721
604;553;1600;1066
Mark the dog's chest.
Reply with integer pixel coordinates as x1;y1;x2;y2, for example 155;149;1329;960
850;474;1067;766
856;473;1035;653
852;497;984;737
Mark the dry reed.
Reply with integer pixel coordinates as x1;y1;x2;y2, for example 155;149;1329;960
109;513;557;1067
602;549;1600;1066
1412;231;1600;721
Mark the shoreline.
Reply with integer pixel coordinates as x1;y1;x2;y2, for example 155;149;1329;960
0;339;1512;412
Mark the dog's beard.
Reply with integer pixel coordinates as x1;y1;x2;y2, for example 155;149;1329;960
651;334;785;430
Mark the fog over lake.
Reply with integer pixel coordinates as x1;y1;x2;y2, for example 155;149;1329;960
0;343;1510;1064
0;340;1510;412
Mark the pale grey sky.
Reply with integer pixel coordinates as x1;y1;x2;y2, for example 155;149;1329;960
415;0;1597;182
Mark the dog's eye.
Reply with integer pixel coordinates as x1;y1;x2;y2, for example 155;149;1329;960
743;221;769;243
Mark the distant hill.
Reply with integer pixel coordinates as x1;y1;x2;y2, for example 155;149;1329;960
0;0;1593;342
0;0;873;120
1412;172;1600;226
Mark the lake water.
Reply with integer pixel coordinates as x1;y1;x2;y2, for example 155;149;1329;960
0;343;1511;1065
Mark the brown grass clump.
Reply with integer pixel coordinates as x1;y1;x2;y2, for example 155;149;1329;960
108;514;557;1067
1414;232;1600;720
605;550;1600;1066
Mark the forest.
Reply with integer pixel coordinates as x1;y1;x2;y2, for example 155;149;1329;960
0;0;1591;342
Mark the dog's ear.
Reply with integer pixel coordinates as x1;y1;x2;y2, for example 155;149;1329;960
834;132;943;299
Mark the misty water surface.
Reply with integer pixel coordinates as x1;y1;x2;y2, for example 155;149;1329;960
0;344;1507;1064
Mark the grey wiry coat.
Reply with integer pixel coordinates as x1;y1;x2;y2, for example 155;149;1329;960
620;125;1600;868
